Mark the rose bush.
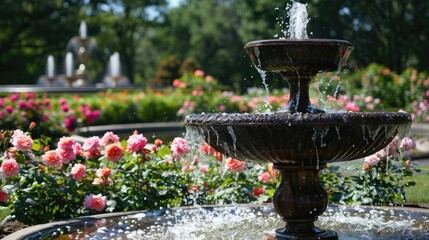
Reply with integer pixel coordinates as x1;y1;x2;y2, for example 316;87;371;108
0;126;277;225
321;136;418;206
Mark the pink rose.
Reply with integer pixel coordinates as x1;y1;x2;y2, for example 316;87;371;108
126;134;147;152
225;158;246;173
84;194;107;212
42;150;62;168
100;132;120;147
64;116;77;132
92;177;113;185
5;147;18;159
182;165;190;172
400;137;416;150
73;143;83;156
70;163;86;181
10;131;33;151
170;137;190;160
258;172;271;183
194;69;204;77
200;164;209;173
105;144;124;162
376;149;387;160
344;102;360;112
96;167;112;178
58;137;75;150
18;101;27;109
82;136;100;152
56;148;75;164
1;159;20;178
364;154;380;166
5;105;13;114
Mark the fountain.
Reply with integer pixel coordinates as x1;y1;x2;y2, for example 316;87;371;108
36;55;56;86
66;20;97;86
65;52;76;86
184;2;412;239
103;52;130;87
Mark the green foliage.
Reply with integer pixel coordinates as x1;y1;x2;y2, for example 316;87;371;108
0;0;85;84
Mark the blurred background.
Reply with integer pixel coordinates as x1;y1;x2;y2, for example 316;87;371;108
0;0;428;92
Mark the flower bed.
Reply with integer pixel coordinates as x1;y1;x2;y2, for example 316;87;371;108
0;93;100;139
0;127;278;225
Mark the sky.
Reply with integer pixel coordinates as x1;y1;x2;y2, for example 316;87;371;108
168;0;182;8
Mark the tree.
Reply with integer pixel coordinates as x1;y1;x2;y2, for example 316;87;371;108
156;0;283;92
0;0;85;84
308;0;429;72
85;0;167;84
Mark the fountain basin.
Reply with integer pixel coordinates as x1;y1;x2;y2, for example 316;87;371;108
185;112;411;166
5;204;429;240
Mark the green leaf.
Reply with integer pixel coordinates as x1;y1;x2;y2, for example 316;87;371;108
157;145;171;157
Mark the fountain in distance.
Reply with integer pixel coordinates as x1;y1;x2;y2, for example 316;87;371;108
103;52;130;87
184;3;412;240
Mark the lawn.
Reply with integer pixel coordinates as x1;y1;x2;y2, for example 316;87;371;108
405;172;429;204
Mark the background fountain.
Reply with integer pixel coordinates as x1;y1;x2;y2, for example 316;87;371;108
66;20;97;86
34;20;132;89
36;55;56;86
103;52;130;87
65;52;76;87
184;2;412;239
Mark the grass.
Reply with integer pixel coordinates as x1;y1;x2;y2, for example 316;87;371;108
405;173;429;204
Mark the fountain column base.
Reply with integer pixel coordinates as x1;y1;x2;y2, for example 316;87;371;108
272;165;337;240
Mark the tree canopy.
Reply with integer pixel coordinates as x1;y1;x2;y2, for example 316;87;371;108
0;0;428;88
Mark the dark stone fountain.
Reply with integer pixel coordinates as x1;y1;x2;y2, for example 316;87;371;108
184;38;412;239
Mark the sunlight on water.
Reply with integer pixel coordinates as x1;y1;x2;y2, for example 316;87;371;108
47;205;429;240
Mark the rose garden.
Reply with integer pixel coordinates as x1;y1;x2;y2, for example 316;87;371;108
1;1;429;239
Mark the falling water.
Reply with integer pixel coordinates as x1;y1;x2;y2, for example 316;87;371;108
256;67;272;113
109;52;121;77
46;55;55;78
79;20;87;39
65;52;73;77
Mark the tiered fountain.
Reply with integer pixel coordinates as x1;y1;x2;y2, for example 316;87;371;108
184;3;412;240
66;20;97;86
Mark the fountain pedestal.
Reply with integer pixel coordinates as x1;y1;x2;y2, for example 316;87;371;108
273;165;337;239
280;76;323;113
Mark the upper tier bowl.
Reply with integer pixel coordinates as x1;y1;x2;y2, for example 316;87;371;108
244;39;354;77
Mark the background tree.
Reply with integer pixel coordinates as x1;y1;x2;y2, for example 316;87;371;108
85;0;167;84
0;0;85;84
309;0;429;72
